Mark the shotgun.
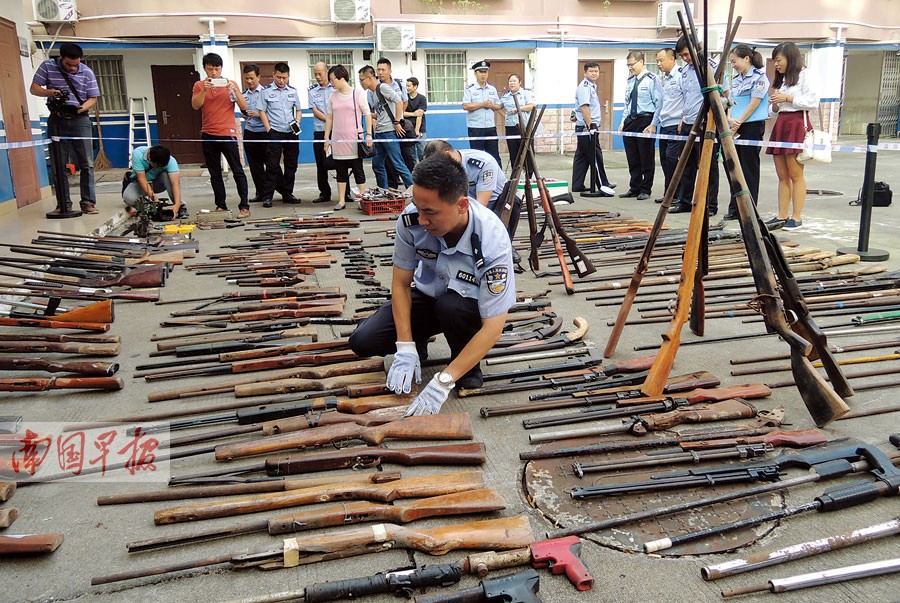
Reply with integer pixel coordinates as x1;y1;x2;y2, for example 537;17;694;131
98;471;402;505
92;515;534;586
154;470;486;524
147;359;385;402
0;358;119;376
0;340;120;356
0;316;110;332
529;399;763;444
0;330;119;343
146;349;359;381
522;384;771;429
232;372;387;399
127;489;506;552
0;376;124;392
215;413;475;460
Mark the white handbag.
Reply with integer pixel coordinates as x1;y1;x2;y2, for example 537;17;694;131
797;111;832;164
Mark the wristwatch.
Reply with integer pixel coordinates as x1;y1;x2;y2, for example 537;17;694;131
436;371;456;389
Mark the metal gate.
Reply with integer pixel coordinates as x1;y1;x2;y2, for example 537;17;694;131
877;51;900;136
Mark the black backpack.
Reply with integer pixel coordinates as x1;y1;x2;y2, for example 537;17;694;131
850;181;892;207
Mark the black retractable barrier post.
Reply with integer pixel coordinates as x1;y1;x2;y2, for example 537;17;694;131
837;122;888;261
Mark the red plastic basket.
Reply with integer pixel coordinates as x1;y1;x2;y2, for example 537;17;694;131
359;198;405;215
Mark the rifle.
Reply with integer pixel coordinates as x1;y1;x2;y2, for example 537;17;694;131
522;384;771;429
0;358;119;376
0;331;119;343
0;534;64;555
0;283;159;303
153;471;486;525
0;376;124;392
479;371;721;417
0;340;120;356
685;14;851;426
573;428;828;476
528;399;762;444
146;358;385;402
0;298;113;324
127;489;506;553
92;515;534;586
215;413;475;460
168;443;486;484
497;102;540;231
144;349;359;381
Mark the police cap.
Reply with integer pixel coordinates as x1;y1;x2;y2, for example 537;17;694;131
471;60;491;71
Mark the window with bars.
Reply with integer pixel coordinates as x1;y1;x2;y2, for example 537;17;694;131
82;56;127;114
308;51;355;83
426;51;467;104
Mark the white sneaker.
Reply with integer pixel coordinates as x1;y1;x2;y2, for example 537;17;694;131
600;185;615;196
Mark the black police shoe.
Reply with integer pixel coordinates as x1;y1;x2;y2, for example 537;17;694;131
668;203;691;214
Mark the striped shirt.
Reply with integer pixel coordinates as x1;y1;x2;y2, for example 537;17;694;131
32;58;100;107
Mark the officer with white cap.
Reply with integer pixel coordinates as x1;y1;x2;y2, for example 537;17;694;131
462;60;503;168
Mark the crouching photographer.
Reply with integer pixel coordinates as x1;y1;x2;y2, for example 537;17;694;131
122;145;188;219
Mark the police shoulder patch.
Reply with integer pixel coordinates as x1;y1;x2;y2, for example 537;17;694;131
308;84;317;90
467;157;485;169
755;79;767;92
456;270;477;284
482;169;494;184
401;212;420;228
484;266;509;296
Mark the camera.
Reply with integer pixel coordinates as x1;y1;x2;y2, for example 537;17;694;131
47;89;77;119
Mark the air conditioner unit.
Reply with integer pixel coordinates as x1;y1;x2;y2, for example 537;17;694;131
657;2;692;29
702;26;725;52
33;0;78;22
376;24;416;53
330;0;370;24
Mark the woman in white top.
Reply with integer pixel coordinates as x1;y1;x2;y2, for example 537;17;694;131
765;42;819;231
324;64;373;211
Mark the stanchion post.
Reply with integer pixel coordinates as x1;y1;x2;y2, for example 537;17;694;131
837;122;888;261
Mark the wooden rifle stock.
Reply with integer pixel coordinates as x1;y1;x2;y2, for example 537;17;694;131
0;376;124;392
231;349;357;374
259;407;407;435
153;470;485;524
0;534;64;555
266;442;488;474
233;371;385;398
0;358;119;376
147;358;384;402
0;331;119;343
227;304;345;323
640;108;716;398
0;316;110;332
215;413;475;460
218;337;350;361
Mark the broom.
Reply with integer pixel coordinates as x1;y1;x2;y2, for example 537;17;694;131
93;105;111;171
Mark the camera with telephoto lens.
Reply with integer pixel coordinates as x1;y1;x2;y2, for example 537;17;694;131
46;89;78;119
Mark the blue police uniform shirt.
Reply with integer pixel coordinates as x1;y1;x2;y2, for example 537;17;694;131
458;149;507;210
129;146;179;183
393;200;516;319
260;83;302;133
308;82;334;132
652;69;685;129
731;68;771;123
463;82;500;129
242;84;267;133
620;71;662;128
574;77;601;127
500;89;535;127
680;59;717;125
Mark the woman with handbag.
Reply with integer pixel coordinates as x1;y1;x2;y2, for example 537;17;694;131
765;41;819;231
324;64;373;211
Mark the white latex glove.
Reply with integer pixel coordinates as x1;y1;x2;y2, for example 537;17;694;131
404;374;453;416
386;341;421;394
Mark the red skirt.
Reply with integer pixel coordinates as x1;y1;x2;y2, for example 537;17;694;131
766;111;806;155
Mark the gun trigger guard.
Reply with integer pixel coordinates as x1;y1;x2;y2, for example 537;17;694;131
627;416;650;435
746;294;772;316
351;457;380;470
755;406;786;427
331;438;353;449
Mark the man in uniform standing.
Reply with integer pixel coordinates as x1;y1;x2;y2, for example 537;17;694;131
30;42;101;216
571;62;615;197
423;140;507;211
308;61;335;204
191;52;250;218
462;60;503;168
241;64;271;204
618;52;662;201
348;154;515;413
259;62;302;207
647;48;685;204
359;65;413;190
670;37;719;216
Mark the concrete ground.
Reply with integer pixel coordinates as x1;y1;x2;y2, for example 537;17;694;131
2;138;899;603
